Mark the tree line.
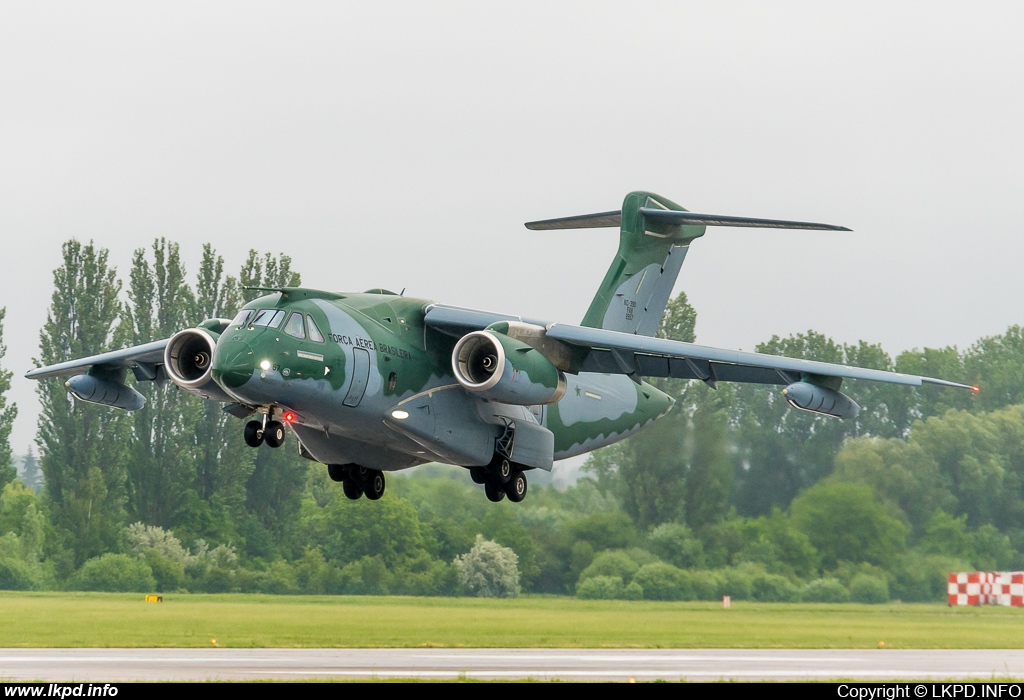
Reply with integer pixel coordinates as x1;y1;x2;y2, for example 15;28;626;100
1;237;1023;602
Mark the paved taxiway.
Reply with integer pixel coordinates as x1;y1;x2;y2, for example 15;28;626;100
3;649;1024;681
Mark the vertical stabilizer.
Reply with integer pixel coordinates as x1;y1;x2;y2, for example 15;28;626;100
581;191;705;336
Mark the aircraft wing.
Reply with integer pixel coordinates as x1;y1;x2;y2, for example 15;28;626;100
545;324;971;389
24;339;169;381
424;304;973;390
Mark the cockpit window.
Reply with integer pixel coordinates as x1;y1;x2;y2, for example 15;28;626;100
306;315;325;343
232;310;253;327
283;312;305;339
251;309;285;328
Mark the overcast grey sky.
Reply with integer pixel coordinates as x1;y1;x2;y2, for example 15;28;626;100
2;2;1022;453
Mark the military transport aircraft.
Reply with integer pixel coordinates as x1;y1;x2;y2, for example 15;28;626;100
26;191;976;503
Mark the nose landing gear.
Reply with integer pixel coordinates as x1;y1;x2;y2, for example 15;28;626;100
243;412;286;449
243;420;264;447
264;421;285;448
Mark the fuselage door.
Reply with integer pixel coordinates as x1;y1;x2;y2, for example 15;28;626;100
343;347;371;407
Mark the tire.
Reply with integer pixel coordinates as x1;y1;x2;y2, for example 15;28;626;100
484;481;505;503
364;471;386;500
243;420;264;448
470;467;487;484
489;457;512;485
506;471;527;503
342;477;363;500
264;420;286;448
327;464;346;483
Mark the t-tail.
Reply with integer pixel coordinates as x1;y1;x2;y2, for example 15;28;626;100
526;191;851;337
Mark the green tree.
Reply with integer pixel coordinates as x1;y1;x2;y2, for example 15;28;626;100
122;239;196;528
304;493;429;569
184;244;253;545
0;309;15;489
832;437;953;536
71;553;155;592
894;345;973;422
910;409;1008;529
20;447;42;494
36;241;128;564
961;327;1024;412
239;252;306;553
453;534;520;598
684;389;733;531
582;292;717;528
730;332;899;516
790;481;907;570
239;250;301;303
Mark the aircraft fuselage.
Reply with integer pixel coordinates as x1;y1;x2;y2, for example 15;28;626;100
210;289;673;472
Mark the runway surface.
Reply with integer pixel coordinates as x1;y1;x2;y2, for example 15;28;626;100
3;648;1024;682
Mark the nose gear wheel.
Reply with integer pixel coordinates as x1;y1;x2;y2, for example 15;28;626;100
243;420;264;447
264;420;286;448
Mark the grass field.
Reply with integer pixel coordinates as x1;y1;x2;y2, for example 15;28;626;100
2;592;1023;648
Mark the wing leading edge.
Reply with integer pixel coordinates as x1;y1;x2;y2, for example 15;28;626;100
25;339;169;381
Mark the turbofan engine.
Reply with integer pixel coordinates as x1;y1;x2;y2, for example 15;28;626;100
782;381;860;419
164;319;235;402
452;330;567;405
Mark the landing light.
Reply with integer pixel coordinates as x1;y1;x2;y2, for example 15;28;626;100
391;410;409;421
260;360;271;371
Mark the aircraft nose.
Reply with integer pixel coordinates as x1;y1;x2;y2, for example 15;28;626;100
212;339;255;390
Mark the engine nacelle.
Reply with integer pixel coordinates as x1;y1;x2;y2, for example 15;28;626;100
782;381;860;419
66;374;145;411
164;325;235;402
452;330;567;405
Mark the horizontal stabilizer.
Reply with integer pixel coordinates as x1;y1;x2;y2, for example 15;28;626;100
525;211;622;230
638;208;851;231
526;208;850;232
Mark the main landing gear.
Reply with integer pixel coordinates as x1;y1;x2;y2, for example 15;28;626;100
472;455;529;503
244;416;286;448
328;464;386;501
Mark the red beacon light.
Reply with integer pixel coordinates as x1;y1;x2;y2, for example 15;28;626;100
283;411;296;423
971;385;981;394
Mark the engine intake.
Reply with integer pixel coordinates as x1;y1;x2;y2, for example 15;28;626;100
782;381;860;420
453;330;566;405
164;327;234;402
